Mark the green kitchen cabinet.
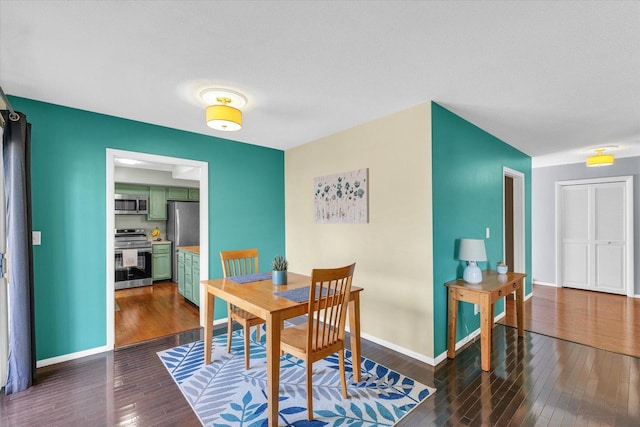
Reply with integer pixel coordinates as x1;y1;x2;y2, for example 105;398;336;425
188;188;199;201
191;254;200;305
151;243;172;281
167;186;199;201
183;252;193;301
167;187;189;200
147;186;167;220
177;249;200;306
178;251;185;296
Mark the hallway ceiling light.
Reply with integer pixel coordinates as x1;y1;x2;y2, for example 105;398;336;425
586;148;614;167
201;88;247;132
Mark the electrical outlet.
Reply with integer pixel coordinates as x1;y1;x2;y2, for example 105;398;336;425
486;227;490;238
474;304;479;315
32;231;41;246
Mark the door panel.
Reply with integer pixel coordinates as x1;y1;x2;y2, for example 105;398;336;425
594;184;624;242
563;243;589;287
595;244;625;292
562;186;589;240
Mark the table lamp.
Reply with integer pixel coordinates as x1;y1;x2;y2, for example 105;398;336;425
459;238;487;283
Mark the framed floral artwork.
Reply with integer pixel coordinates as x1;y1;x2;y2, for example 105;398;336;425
314;168;368;223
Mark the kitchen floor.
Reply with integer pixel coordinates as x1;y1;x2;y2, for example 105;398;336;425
115;281;200;347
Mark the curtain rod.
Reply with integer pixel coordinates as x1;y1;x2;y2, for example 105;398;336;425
0;86;20;122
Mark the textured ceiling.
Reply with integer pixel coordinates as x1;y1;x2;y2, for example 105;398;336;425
1;1;639;167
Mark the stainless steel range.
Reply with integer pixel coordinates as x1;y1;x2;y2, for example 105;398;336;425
114;228;152;290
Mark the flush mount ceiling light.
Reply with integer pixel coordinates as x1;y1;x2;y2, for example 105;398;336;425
586;148;615;167
201;88;247;132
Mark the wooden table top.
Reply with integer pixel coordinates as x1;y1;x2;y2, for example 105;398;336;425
445;270;527;293
201;272;363;319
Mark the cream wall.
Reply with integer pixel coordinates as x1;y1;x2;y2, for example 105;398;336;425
285;103;435;360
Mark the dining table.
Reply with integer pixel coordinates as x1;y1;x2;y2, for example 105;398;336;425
201;272;363;427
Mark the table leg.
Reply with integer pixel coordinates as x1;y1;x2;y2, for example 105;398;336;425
516;279;525;337
348;292;362;382
447;289;458;359
204;290;215;364
479;293;492;371
266;313;281;427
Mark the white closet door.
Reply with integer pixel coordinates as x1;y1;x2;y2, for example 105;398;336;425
560;180;627;295
593;183;625;293
561;185;590;288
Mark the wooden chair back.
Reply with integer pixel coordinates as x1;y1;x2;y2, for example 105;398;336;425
220;248;259;277
307;263;355;352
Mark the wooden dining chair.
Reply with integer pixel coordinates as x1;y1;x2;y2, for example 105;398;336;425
219;248;266;369
279;263;356;420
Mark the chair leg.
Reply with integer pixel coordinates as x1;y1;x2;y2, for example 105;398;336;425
256;324;261;342
339;349;349;399
306;361;313;420
244;325;251;370
226;316;233;354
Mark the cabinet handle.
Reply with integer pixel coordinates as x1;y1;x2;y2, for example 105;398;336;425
513;283;517;289
498;290;503;296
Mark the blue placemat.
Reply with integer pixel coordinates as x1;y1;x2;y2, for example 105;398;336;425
274;286;334;303
228;272;272;284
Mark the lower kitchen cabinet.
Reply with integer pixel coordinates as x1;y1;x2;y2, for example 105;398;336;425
178;250;200;306
151;243;172;281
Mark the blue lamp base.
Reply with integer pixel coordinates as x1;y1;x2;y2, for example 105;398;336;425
463;261;482;283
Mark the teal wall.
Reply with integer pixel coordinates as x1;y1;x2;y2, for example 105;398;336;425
9;96;285;361
431;102;531;356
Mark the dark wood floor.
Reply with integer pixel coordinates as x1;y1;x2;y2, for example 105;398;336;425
2;286;639;426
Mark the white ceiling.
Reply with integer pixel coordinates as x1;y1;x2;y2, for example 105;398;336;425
1;1;639;167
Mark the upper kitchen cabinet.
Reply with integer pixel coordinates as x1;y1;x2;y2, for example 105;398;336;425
167;187;199;201
148;186;167;220
167;187;189;200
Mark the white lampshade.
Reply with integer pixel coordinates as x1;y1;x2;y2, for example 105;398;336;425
459;239;487;284
459;239;487;262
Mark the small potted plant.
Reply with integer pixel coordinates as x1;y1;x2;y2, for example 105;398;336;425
272;255;288;285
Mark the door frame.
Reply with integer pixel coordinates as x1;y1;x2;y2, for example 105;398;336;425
106;149;209;350
503;167;525;277
555;175;634;297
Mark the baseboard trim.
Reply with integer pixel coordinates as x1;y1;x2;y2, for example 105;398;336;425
533;281;559;287
359;331;436;366
36;345;110;368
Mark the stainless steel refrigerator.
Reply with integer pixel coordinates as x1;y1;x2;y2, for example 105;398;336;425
166;200;200;282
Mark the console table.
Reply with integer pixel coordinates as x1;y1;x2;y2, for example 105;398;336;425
445;270;527;371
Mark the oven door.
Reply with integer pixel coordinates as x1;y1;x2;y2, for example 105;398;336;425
115;247;152;289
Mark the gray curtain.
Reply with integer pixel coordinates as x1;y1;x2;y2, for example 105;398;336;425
2;110;35;394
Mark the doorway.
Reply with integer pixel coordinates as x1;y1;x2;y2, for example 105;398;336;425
106;149;209;350
503;167;525;275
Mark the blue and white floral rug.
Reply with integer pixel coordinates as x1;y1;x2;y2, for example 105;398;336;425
157;326;435;426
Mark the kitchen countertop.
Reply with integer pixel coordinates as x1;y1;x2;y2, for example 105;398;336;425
178;245;200;255
150;239;172;245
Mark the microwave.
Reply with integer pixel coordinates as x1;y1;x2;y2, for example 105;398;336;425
114;194;149;215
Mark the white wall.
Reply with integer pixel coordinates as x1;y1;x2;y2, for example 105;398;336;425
285;103;435;358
